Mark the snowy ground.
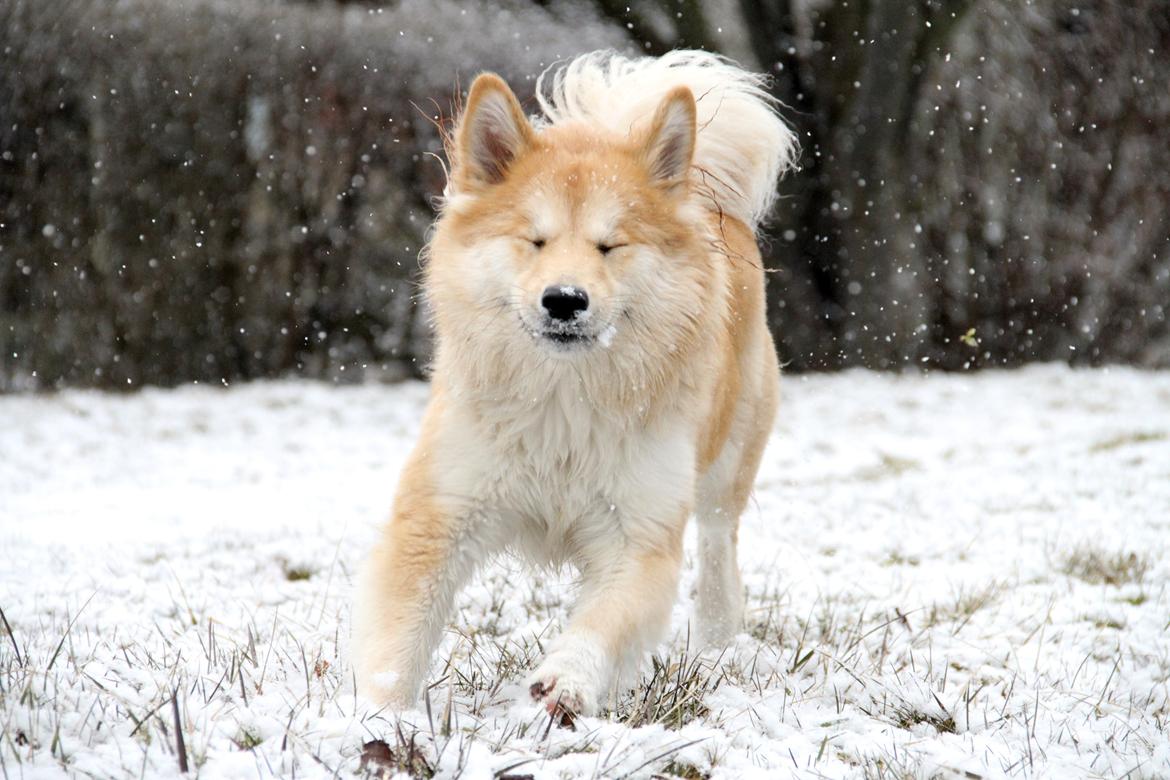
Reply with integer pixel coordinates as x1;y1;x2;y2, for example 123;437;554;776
1;366;1168;779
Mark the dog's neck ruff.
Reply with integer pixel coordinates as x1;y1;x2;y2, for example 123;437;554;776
441;340;689;439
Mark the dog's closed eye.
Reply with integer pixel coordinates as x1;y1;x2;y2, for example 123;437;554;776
597;243;627;256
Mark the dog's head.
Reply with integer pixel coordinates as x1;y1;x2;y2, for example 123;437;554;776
426;73;713;377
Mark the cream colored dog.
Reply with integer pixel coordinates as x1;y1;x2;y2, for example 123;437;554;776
353;50;795;722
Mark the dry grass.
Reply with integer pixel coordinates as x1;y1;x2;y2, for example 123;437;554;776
1060;547;1151;586
1;544;1166;780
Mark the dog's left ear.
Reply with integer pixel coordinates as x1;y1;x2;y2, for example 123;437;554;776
455;73;535;191
640;87;696;187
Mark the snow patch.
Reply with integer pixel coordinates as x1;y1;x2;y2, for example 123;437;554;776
599;323;617;348
1;367;1167;778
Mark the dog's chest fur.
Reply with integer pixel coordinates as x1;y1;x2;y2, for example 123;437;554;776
435;377;694;563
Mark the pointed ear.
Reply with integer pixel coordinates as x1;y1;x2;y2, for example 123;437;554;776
640;86;696;186
455;73;534;189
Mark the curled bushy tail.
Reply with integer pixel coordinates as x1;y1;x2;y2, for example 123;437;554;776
536;50;797;228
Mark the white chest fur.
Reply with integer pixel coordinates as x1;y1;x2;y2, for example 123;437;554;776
432;378;695;564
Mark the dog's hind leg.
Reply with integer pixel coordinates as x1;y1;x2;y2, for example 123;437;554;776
693;455;749;647
694;372;778;648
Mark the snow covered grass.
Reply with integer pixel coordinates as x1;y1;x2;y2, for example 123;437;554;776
1;366;1168;779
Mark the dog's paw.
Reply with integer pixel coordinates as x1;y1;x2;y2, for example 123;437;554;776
356;666;418;711
528;676;586;728
526;638;605;727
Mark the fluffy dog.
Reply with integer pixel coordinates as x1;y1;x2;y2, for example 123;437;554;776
353;50;796;721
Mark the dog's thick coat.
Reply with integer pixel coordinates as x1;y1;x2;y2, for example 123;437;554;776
353;50;795;719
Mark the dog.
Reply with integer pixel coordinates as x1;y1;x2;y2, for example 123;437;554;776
353;49;796;722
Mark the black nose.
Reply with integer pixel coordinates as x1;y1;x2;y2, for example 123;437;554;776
541;286;589;321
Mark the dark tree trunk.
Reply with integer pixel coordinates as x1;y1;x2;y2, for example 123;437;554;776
739;0;972;369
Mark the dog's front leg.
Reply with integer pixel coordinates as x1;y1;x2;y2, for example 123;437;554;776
528;523;684;722
353;479;482;709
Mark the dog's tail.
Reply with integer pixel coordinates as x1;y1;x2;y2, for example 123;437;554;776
536;50;797;229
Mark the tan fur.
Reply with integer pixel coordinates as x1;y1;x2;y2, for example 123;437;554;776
353;51;789;721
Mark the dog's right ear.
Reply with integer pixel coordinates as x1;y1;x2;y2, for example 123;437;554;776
454;74;534;191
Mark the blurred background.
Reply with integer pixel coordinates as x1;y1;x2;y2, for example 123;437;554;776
1;0;1167;391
